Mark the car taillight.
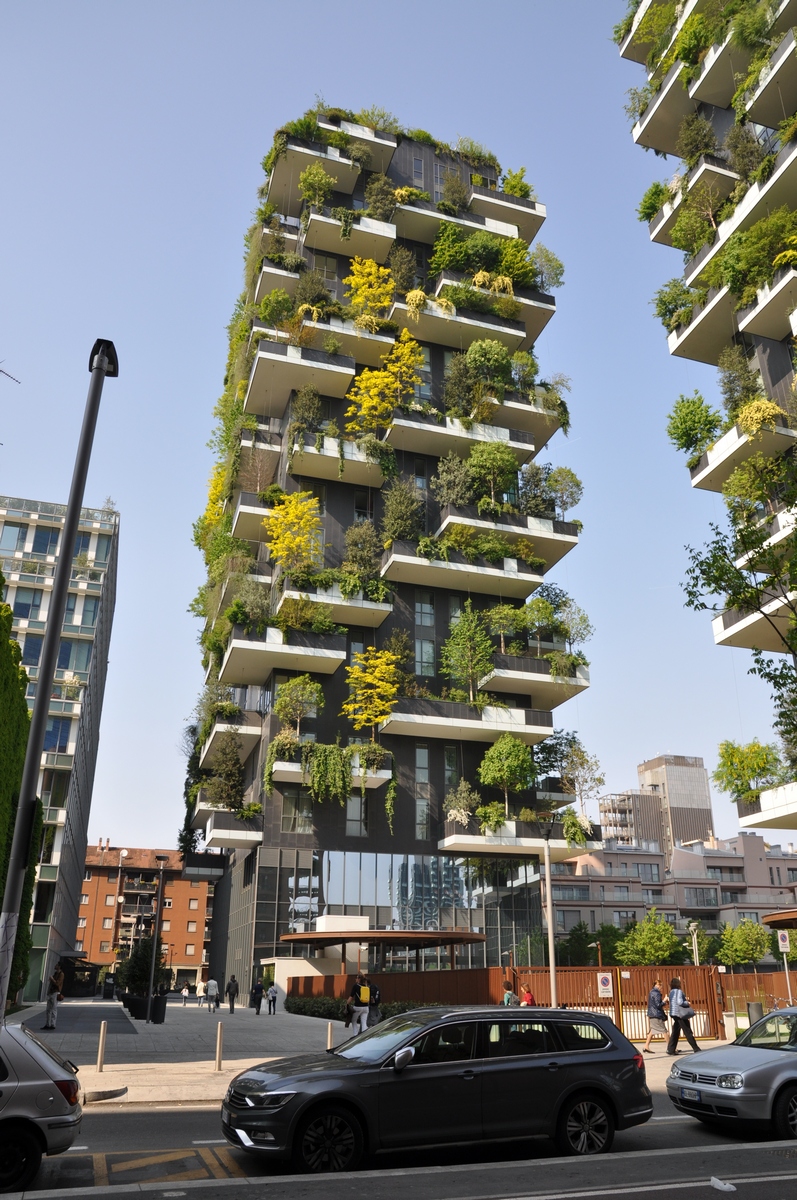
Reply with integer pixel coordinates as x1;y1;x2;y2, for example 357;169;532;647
633;1052;645;1072
55;1078;79;1106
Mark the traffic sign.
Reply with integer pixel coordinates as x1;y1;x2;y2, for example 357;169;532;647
597;972;613;998
779;930;791;954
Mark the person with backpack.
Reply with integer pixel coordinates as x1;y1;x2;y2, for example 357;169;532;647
349;973;370;1034
225;975;239;1014
251;978;264;1016
501;980;520;1006
366;976;381;1026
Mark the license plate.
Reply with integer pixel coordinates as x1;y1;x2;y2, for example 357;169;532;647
681;1087;701;1102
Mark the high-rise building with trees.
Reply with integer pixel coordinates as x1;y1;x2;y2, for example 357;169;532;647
187;102;597;982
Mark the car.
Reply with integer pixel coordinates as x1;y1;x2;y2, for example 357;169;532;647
0;1022;82;1192
666;1006;797;1137
221;1005;652;1172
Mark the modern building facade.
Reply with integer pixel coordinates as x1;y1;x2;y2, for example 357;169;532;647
600;754;715;862
192;105;597;983
79;843;213;988
0;495;119;1000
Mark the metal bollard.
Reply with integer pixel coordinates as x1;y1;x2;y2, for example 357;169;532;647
96;1020;107;1073
327;1021;334;1050
215;1021;223;1072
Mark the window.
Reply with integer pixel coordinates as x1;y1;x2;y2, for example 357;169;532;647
414;347;432;402
415;744;429;785
642;889;663;903
448;596;461;627
414;589;435;628
413;456;428;490
738;911;759;923
82;596;100;627
737;1012;797;1051
281;786;313;834
346;793;368;837
552;886;590;901
415;799;430;841
83;868;92;881
555;1020;610;1051
410;1022;477;1064
12;587;42;620
64;593;77;624
73;532;91;559
708;867;722;880
21;634;43;667
684;888;718;907
187;921;197;933
161;920;170;932
413;156;424;184
722;891;743;904
163;899;172;909
770;867;774;885
313;253;337;282
0;523;26;552
349;628;366;664
664;912;677;924
99;941;111;953
789;869;797;883
484;1020;554;1057
77;917;86;928
444;745;458;791
43;716;71;754
74;941;83;952
555;909;582;931
613;911;636;927
42;770;70;806
102;917;113;929
95;534;112;564
57;638;92;673
31;526;58;555
188;898;199;911
353;490;373;524
80;894;88;905
637;863;660;882
415;639;434;676
185;944;196;956
104;894;115;907
614;886;629;898
433;162;459;204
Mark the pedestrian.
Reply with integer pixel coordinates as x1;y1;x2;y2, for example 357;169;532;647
501;980;520;1006
667;976;699;1055
644;978;669;1054
225;976;239;1014
196;980;205;1006
520;986;535;1006
206;977;219;1012
349;973;370;1034
252;978;264;1016
366;976;381;1026
267;982;278;1015
181;984;189;1007
41;961;64;1030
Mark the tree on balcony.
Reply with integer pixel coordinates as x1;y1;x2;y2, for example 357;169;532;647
477;733;534;817
666;391;723;469
340;646;401;738
263;490;323;576
712;738;783;806
205;731;245;811
430;452;474;509
547;467;583;521
440;599;494;702
467;440;519;513
274;674;325;737
380;478;424;546
561;742;604;819
298;161;336;209
488;603;523;654
345;330;424;434
343;256;395;331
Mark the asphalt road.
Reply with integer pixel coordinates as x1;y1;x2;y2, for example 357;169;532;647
18;1102;797;1199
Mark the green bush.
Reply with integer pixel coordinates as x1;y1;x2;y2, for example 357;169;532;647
283;995;444;1021
637;180;670;222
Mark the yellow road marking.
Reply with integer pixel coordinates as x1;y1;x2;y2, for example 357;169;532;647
92;1153;109;1188
110;1150;196;1173
197;1146;227;1179
213;1146;248;1177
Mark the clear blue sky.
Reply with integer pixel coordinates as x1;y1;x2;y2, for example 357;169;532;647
0;1;780;848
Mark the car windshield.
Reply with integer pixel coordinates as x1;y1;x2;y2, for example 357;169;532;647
18;1025;76;1074
335;1014;433;1063
736;1013;797;1052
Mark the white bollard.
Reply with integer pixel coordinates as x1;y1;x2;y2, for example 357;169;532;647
96;1020;107;1073
327;1021;334;1050
215;1021;223;1072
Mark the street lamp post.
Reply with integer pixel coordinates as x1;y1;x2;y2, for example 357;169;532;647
0;341;117;1015
687;921;700;966
589;940;603;969
112;849;128;955
146;856;169;1024
542;825;558;1008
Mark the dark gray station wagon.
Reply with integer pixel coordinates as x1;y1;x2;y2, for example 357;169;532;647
221;1006;652;1171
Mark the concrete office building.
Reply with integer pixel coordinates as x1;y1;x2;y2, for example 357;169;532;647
191;103;600;984
0;495;118;1000
600;755;715;863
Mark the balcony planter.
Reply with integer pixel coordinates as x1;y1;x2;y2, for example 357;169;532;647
380;539;542;600
379;697;553;744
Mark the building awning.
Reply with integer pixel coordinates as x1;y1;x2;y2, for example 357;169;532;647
761;909;797;929
280;929;486;951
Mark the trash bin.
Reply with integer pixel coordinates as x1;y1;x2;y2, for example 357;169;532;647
151;993;168;1024
747;1001;764;1025
102;975;116;1000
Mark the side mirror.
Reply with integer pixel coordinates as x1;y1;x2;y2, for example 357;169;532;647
393;1046;415;1072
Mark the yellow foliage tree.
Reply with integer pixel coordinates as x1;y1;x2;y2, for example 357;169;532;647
736;398;787;438
343;256;395;331
262;491;322;576
345;329;424;434
340;646;401;737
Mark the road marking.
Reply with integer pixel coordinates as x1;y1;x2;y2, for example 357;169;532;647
110;1149;195;1173
455;1173;797;1200
651;1115;692;1120
197;1146;227;1179
213;1145;248;1177
67;1144;90;1149
147;1168;209;1183
192;1139;227;1144
92;1151;109;1188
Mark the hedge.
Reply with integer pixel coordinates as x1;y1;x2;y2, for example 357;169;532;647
283;995;442;1021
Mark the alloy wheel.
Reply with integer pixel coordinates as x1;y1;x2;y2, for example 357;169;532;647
300;1112;358;1172
564;1100;611;1154
787;1094;797;1136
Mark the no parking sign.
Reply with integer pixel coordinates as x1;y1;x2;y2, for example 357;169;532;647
779;930;791;954
597;972;613;998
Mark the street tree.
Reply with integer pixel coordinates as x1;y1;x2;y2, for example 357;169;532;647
593;922;629;968
732;918;771;972
274;674;325;737
616;909;684;966
340;647;401;738
561;743;605;817
557;921;595;966
440;599;494;702
477;733;534;816
718;922;742;971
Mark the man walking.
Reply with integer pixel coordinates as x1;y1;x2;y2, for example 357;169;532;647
349;973;370;1035
252;977;264;1015
366;976;381;1027
42;961;64;1030
267;982;278;1015
206;977;219;1012
225;975;239;1014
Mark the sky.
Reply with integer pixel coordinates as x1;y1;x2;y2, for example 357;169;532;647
0;1;786;849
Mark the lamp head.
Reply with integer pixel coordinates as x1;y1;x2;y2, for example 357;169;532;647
89;339;119;377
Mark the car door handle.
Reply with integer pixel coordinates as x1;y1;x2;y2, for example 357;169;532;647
547;1062;559;1072
459;1070;476;1080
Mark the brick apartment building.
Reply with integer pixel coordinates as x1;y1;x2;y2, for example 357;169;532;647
78;842;214;988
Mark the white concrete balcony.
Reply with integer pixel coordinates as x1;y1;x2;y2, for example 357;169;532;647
433;506;579;572
468;185;546;244
379;698;553;745
383;412;535;465
301;209;396;264
317;119;398;173
393;202;518;246
266;137;362;217
483;390;563;449
277;583;391;628
737;268;797;341
713;589;796;651
198;711;262;770
218;625;347;686
431;271;555;349
244;341;355;419
689;417;796;491
270;750;392;791
289;433;385;487
738;781;797;831
478;653;590;709
380;540;542;599
439;816;602;860
388;298;526;353
632;62;695;157
204;810;263;850
189;796;220;831
689;31;753;108
619;0;671;63
667;285;736;366
254;261;302;306
301;316;395;367
231;493;272;541
746;29;797;128
649;156;739;247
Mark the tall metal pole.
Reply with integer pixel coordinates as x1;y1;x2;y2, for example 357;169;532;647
543;832;558;1008
0;341;118;1017
146;856;169;1023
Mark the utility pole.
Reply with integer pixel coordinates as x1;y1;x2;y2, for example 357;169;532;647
146;856;169;1023
543;827;558;1008
0;341;117;1016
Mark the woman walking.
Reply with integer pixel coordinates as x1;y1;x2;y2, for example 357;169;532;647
667;976;699;1055
643;978;668;1054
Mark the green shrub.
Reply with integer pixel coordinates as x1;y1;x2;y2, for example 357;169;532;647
283;995;444;1021
258;288;294;328
676;113;718;169
637;180;670;222
501;167;534;199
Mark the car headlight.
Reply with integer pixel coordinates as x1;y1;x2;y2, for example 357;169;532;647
717;1074;744;1090
244;1091;295;1110
669;1065;682;1078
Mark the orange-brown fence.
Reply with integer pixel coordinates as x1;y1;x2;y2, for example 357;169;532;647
287;963;797;1041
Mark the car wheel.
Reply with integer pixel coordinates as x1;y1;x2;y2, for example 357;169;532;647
293;1104;364;1173
555;1093;615;1156
0;1126;43;1192
772;1084;797;1139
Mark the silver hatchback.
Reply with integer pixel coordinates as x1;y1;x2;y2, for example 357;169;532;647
666;1007;797;1136
0;1023;82;1192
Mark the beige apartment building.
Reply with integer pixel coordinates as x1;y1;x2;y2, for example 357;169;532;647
600;755;715;865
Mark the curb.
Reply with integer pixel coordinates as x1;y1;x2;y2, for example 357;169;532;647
82;1087;128;1104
